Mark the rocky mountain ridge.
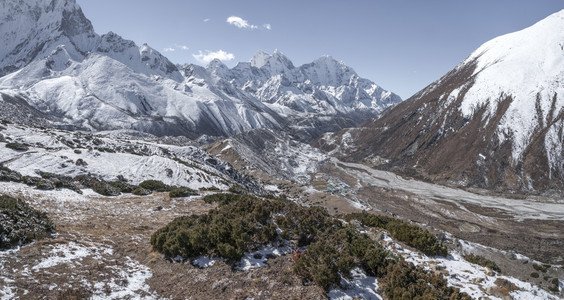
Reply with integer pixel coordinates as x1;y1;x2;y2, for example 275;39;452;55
315;9;564;194
0;0;401;141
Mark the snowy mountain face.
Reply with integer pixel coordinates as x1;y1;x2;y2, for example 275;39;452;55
316;10;564;194
0;122;261;192
0;0;400;141
184;50;401;141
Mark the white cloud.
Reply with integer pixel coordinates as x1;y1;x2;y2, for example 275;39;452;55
263;24;271;30
163;47;175;52
226;16;258;29
203;18;210;22
176;44;189;51
193;50;235;63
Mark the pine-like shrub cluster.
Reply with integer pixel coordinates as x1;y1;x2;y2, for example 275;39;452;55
151;194;468;298
0;195;54;250
463;253;501;272
344;211;447;256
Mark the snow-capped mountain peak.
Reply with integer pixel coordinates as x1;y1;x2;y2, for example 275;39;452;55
458;9;564;162
0;0;401;142
0;0;97;75
301;55;357;87
250;50;271;68
250;49;295;76
318;9;564;193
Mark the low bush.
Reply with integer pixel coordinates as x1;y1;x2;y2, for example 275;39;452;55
200;186;220;191
532;263;549;273
151;194;283;261
22;176;41;186
202;193;243;205
5;142;29;151
463;254;501;272
0;195;54;250
169;187;198;198
294;225;393;290
91;181;120;196
35;180;55;190
548;278;560;292
132;187;151;196
110;181;136;193
228;185;246;194
151;194;468;297
0;165;22;182
344;211;447;256
380;260;469;299
139;180;173;192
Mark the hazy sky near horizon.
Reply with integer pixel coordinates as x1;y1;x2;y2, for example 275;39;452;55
77;0;563;99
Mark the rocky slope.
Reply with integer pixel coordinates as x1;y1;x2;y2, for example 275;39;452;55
206;128;329;184
0;122;260;193
0;0;400;141
316;9;564;194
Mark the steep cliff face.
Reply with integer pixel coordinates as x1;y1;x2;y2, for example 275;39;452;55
316;10;564;194
0;0;96;76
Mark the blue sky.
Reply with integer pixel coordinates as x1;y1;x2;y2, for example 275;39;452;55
77;0;563;99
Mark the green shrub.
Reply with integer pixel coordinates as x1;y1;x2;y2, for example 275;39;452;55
5;142;29;151
202;193;243;205
35;179;55;190
294;225;393;291
132;187;151;196
463;254;501;272
548;278;560;293
228;185;246;194
200;186;220;191
110;181;136;193
0;165;22;182
0;195;54;250
151;195;468;297
530;272;540;278
345;211;447;256
294;240;341;291
151;195;337;262
96;147;115;153
91;181;120;196
22;176;41;186
532;263;549;273
169;187;198;198
380;260;469;299
139;180;173;192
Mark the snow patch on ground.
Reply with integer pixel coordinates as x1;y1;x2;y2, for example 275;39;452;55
235;243;293;271
192;256;227;268
382;233;558;299
0;247;23;299
91;257;158;300
32;241;111;271
327;268;382;300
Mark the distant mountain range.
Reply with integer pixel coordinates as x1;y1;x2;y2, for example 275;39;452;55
0;0;401;141
316;9;564;194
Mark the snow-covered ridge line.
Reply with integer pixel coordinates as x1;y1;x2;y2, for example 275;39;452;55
457;9;564;163
0;0;401;140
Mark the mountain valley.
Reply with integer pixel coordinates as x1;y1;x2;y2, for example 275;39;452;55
1;1;563;299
